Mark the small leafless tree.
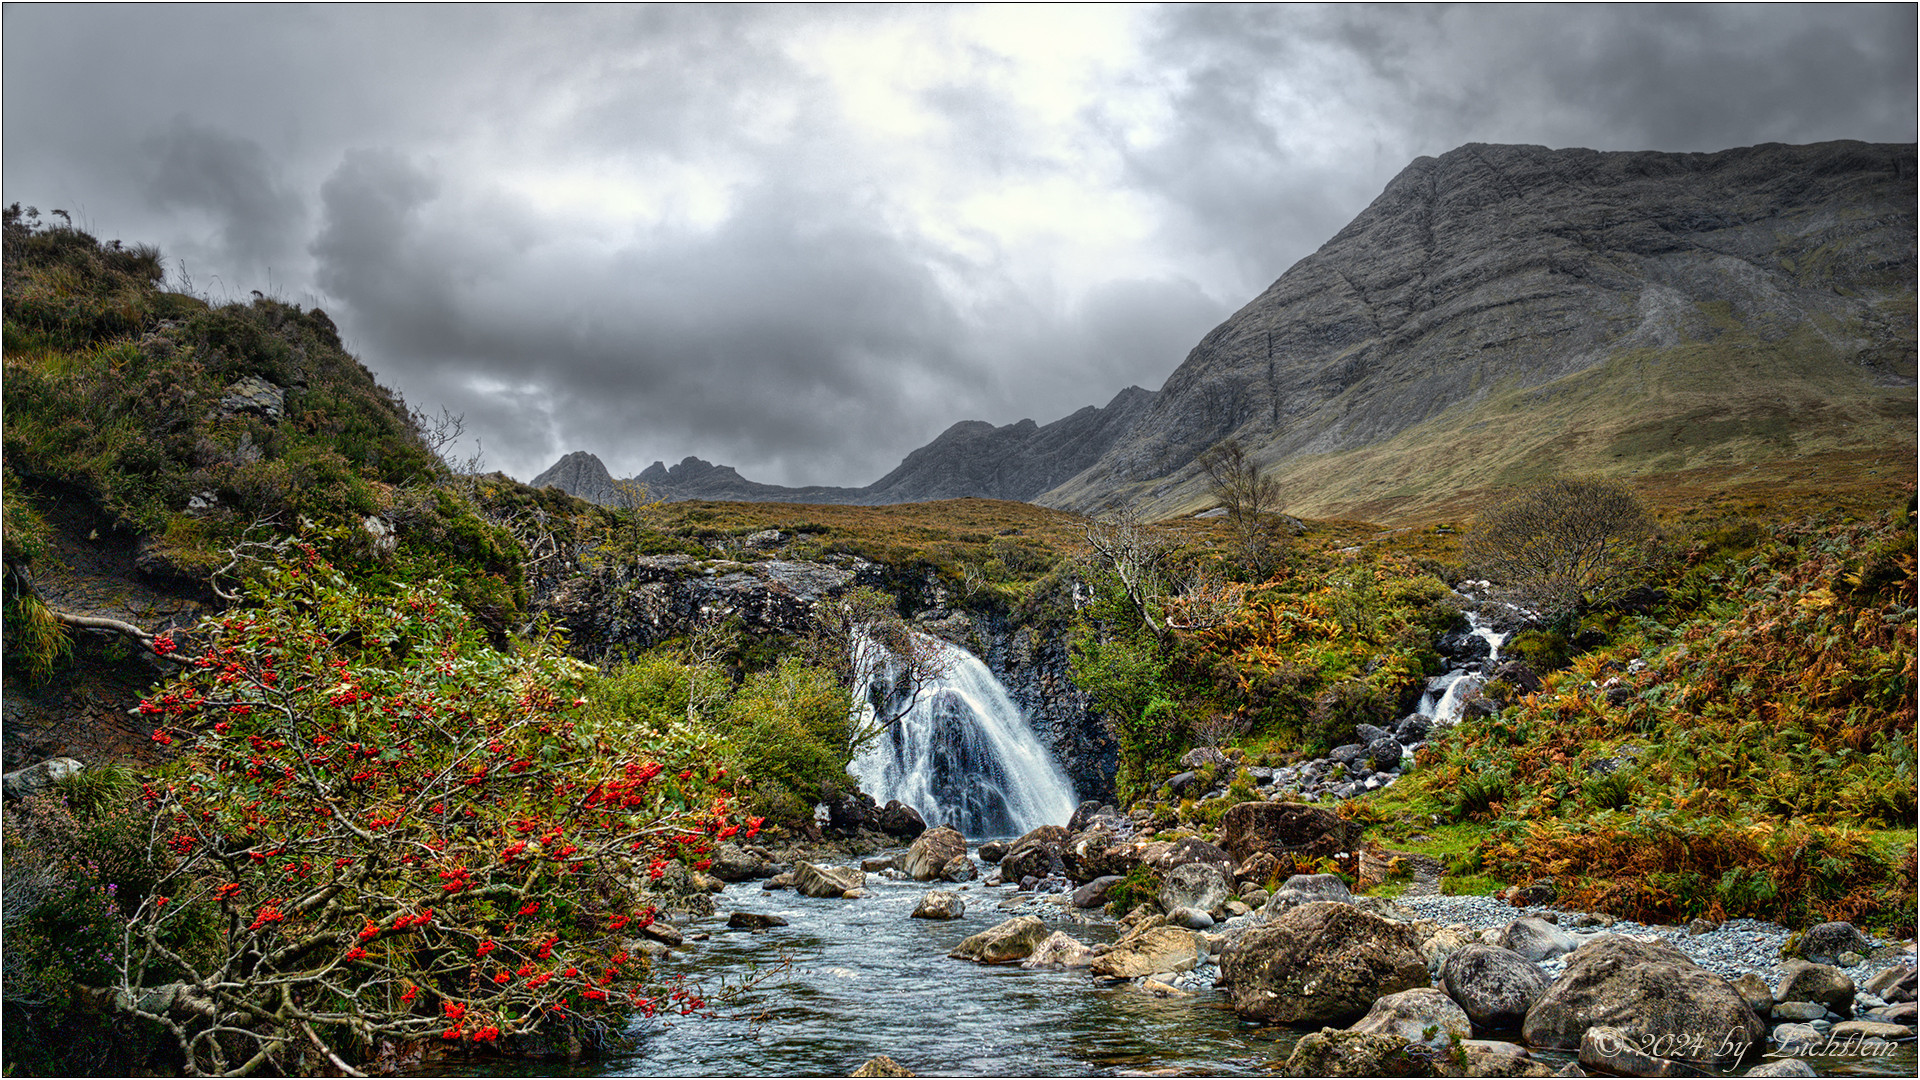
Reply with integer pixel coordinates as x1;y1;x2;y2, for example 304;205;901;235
410;405;486;494
1164;561;1241;632
1197;437;1284;576
1464;477;1656;621
1084;504;1176;642
1191;709;1253;751
806;587;950;750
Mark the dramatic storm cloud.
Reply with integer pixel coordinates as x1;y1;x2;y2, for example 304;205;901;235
5;4;1912;485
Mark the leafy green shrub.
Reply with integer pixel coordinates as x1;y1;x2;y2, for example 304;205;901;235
1451;769;1510;821
1306;678;1391;752
721;656;856;823
1465;477;1656;622
1104;863;1165;917
1582;770;1636;812
1505;629;1572;672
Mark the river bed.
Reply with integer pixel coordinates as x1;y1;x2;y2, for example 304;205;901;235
434;844;1915;1078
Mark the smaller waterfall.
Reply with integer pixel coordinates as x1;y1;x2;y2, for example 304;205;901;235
1418;613;1512;727
850;632;1077;839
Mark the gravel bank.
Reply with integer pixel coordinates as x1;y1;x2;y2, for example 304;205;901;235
1395;892;1917;989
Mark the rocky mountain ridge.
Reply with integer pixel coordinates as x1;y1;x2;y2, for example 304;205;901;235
1040;139;1917;518
533;386;1155;507
539;140;1915;521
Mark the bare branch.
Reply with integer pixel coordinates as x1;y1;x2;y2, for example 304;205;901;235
1464;477;1656;621
1084;504;1174;641
1196;437;1285;576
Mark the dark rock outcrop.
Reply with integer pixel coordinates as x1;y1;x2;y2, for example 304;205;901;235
1000;825;1069;882
537;553;879;660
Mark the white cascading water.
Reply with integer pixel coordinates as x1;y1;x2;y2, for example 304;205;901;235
1418;613;1511;726
849;631;1077;839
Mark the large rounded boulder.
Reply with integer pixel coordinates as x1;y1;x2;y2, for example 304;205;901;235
1788;922;1872;966
1496;917;1579;962
1158;862;1231;916
1282;1031;1452;1077
1064;826;1141;883
1262;872;1353;916
1348;987;1472;1044
876;800;927;840
1777;961;1855;1014
793;862;865;898
1068;799;1124;834
709;842;778;882
1441;944;1552;1029
910;890;965;920
1218;901;1428;1024
1089;923;1202;979
1142;837;1234;879
902;826;967;881
1000;825;1069;882
1021;930;1095;969
1520;935;1765;1066
1221;802;1355;865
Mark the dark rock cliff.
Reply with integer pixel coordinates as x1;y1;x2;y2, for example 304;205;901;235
532;554;1117;803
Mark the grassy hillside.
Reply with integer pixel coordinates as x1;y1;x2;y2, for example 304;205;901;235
1350;501;1917;931
1;207;543;635
1069;481;1918;932
1125;313;1917;526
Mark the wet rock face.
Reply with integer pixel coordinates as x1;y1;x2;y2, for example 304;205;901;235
537;559;1115;807
960;613;1118;804
537;554;883;659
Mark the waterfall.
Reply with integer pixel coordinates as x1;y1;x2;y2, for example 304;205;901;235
850;631;1077;839
1418;613;1512;726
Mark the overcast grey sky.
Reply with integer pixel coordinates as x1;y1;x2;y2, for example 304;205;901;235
5;4;1913;486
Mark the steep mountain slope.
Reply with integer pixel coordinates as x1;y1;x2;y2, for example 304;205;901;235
1039;140;1916;519
536;385;1156;506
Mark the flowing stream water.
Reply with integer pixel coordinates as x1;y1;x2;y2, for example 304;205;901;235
1420;612;1510;726
578;863;1285;1077
441;625;1912;1078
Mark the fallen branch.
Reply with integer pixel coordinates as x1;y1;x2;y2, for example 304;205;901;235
49;609;194;667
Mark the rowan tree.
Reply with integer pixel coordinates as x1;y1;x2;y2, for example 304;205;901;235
116;549;752;1075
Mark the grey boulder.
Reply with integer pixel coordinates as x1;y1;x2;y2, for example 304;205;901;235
1521;935;1764;1066
1442;943;1552;1029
